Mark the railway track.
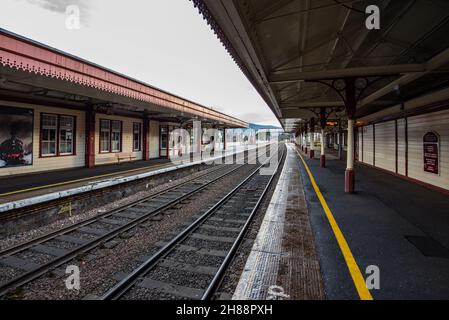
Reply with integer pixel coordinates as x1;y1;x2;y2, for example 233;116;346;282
101;145;285;300
0;159;260;298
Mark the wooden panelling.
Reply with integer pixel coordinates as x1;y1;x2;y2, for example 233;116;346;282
374;122;395;172
407;109;449;190
397;118;406;176
362;125;374;165
149;120;160;159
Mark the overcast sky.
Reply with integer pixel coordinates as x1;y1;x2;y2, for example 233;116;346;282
0;0;280;127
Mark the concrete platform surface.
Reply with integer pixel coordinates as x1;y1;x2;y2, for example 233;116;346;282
295;144;449;300
233;144;325;300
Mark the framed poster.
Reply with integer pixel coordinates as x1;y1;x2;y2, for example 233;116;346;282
423;131;439;175
0;106;34;168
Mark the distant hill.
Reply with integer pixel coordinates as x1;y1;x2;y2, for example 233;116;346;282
248;123;282;130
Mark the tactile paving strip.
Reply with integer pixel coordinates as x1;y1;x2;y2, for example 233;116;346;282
233;144;325;300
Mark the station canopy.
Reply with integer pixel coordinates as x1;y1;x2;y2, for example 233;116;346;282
193;0;449;131
0;28;247;129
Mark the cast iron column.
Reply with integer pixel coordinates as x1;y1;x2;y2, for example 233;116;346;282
320;108;326;168
85;105;95;168
309;117;315;159
345;78;357;193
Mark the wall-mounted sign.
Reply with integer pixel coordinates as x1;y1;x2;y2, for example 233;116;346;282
423;131;439;175
0;106;34;168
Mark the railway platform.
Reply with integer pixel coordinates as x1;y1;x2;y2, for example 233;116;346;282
234;143;449;300
0;158;171;203
0;145;260;209
233;144;325;300
0;144;273;238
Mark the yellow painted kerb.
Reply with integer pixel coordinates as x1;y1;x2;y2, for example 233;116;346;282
294;147;373;300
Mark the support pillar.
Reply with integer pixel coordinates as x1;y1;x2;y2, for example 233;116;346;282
167;125;171;160
319;108;326;168
309;117;315;159
320;129;326;167
338;119;343;160
304;123;308;154
344;78;357;193
223;128;226;150
345;119;355;193
142;118;150;161
85;106;95;168
193;121;202;161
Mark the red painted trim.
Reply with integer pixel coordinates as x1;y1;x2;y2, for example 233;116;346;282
132;122;142;152
99;119;123;154
345;168;355;193
142;120;149;160
320;155;326;168
159;124;169;159
356;161;449;196
85;108;95;168
0;31;247;128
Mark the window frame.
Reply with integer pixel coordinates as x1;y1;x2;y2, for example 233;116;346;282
99;119;111;154
58;115;75;156
99;119;123;154
133;122;142;152
40;113;76;158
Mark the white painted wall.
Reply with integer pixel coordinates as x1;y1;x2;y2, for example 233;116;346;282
375;121;395;172
358;109;449;191
407;110;449;190
397;119;406;176
95;114;143;165
362;125;374;165
149;120;160;159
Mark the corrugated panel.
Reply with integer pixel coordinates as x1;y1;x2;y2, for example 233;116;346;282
397;119;406;175
362;125;374;165
408;109;449;191
375;122;395;172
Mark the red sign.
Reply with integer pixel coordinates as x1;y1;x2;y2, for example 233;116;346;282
423;132;439;175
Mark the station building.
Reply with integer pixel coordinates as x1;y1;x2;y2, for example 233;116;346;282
0;28;247;177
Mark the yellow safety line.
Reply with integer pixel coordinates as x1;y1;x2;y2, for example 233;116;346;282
294;147;373;301
0;162;170;197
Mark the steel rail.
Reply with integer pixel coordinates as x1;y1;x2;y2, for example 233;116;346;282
0;164;233;258
201;148;286;299
0;162;252;297
101;146;284;300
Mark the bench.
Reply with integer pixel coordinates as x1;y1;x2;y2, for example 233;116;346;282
115;152;137;164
